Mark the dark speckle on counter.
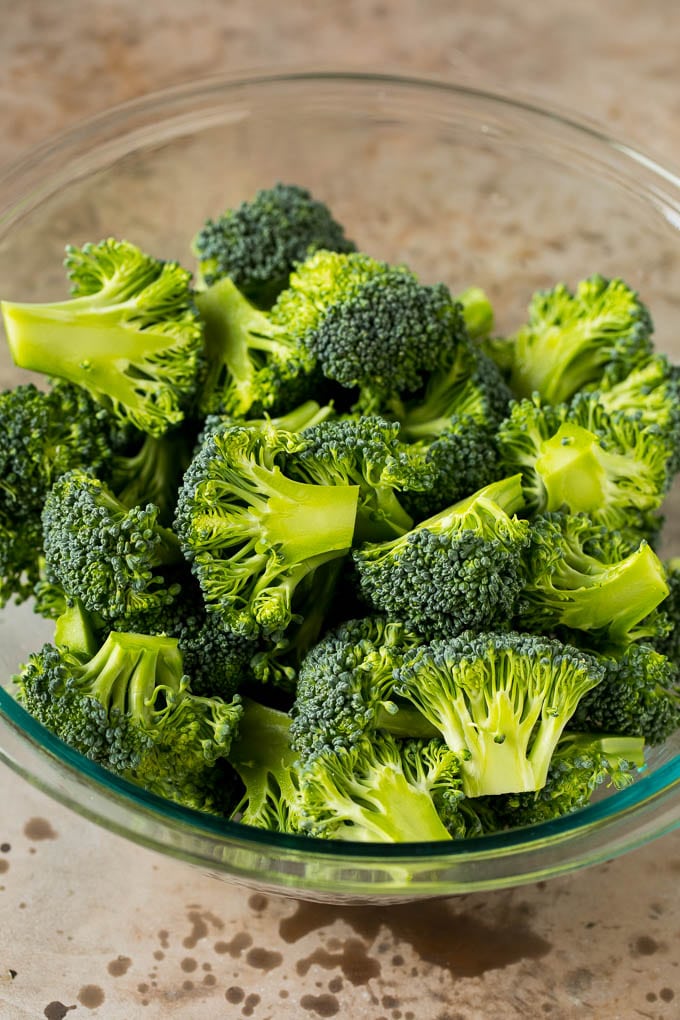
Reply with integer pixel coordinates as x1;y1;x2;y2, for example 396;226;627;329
24;818;57;841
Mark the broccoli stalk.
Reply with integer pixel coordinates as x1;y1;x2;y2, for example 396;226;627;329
518;512;670;644
195;276;318;417
297;733;454;842
228;698;302;833
394;632;606;796
1;239;204;437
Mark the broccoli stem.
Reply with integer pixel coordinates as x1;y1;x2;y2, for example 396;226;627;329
323;766;453;843
544;541;669;642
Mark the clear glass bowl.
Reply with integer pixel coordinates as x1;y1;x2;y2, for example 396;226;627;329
0;72;679;902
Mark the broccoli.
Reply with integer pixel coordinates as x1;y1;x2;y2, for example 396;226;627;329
41;469;183;624
112;580;256;701
296;732;456;842
250;556;346;688
1;239;205;437
585;354;680;476
455;286;495;341
14;629;243;813
352;475;530;638
393;631;606;796
479;733;646;829
192;182;356;303
0;382;115;604
497;396;670;529
516;512;670;644
278;250;467;414
291;616;436;762
194;276;321;417
396;342;513;442
228;698;302;833
174;420;359;638
400;418;503;520
654;558;680;665
110;427;196;526
570;643;680;745
286;415;432;542
500;275;654;404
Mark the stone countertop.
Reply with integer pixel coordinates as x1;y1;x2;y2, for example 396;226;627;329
1;2;679;1018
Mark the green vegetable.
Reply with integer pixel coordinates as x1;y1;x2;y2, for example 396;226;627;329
1;239;205;436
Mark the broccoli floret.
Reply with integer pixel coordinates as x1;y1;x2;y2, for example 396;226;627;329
14;629;243;813
517;512;670;645
1;239;205;437
393;631;606;796
352;475;530;638
401;418;503;520
397;343;513;442
570;643;680;745
110;427;196;526
192;182;356;302
112;580;256;701
42;469;183;623
291;616;436;762
480;733;645;829
250;557;345;689
585;355;680;477
654;558;680;665
297;732;455;842
0;382;115;604
174;421;359;638
228;698;302;833
497;396;670;529
501;275;653;404
286;415;432;542
280;250;467;414
194;276;321;417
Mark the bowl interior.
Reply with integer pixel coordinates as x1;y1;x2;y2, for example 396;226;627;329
0;74;679;899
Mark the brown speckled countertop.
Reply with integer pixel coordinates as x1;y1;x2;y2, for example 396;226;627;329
1;3;679;1018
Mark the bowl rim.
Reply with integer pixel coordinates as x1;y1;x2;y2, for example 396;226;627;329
0;70;679;894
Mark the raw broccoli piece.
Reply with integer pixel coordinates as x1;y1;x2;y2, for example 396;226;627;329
14;629;243;813
1;239;205;437
110;427;195;526
479;733;645;829
401;418;503;520
586;355;680;476
0;382;115;604
192;182;356;302
516;512;670;645
296;732;456;842
286;415;432;542
497;396;670;529
112;580;256;701
396;342;513;442
290;616;436;762
228;698;302;833
393;631;606;796
279;250;467;414
41;469;183;623
570;643;680;745
194;276;321;417
352;475;530;638
174;420;359;638
501;275;654;404
654;558;680;665
250;557;346;689
455;286;495;341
